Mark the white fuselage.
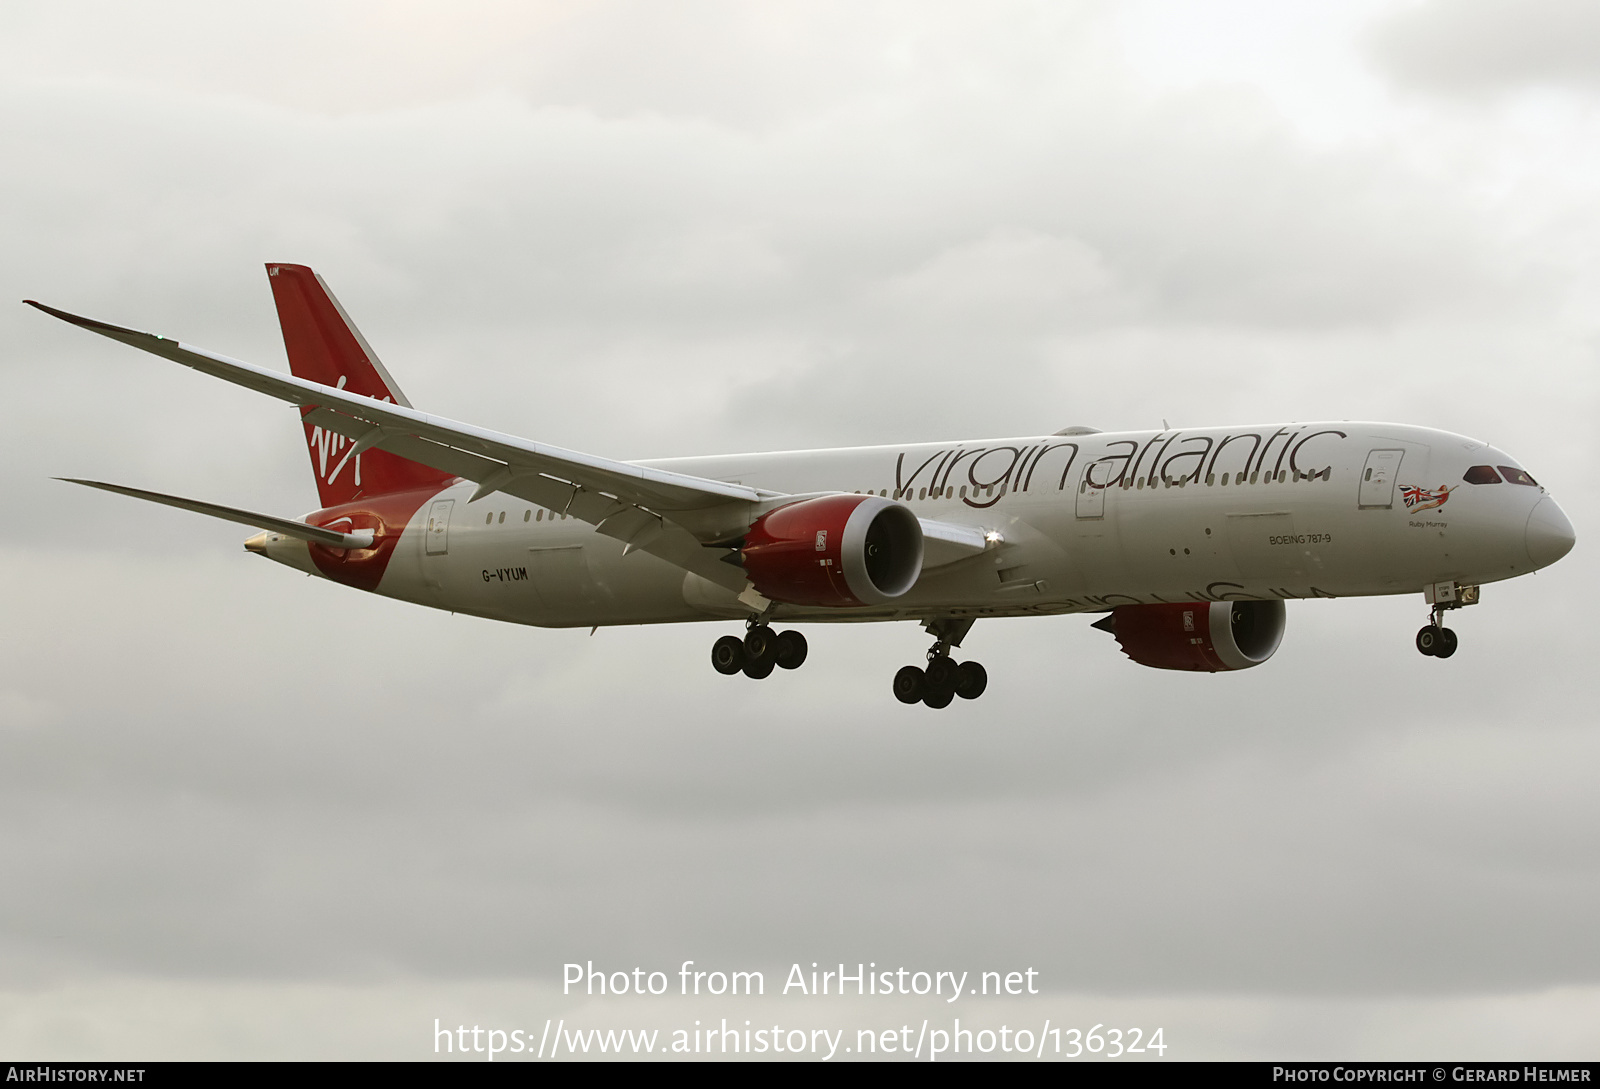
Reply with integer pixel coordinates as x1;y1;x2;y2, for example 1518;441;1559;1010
260;422;1566;628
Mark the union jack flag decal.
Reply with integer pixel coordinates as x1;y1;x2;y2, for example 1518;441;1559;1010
1401;484;1452;512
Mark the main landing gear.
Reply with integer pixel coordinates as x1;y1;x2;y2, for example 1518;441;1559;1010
711;619;808;680
893;618;988;709
1415;604;1459;659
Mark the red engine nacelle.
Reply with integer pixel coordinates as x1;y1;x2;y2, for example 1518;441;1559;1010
1094;600;1286;672
741;494;923;607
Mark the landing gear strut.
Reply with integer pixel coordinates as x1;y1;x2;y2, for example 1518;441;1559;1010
894;618;988;709
1415;603;1459;659
710;618;808;680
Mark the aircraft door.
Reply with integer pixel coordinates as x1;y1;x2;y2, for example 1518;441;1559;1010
1075;461;1106;519
1358;449;1404;509
425;498;454;555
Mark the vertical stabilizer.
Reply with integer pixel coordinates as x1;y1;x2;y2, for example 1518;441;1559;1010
266;263;452;508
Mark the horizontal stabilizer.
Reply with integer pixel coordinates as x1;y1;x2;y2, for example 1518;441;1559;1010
58;478;375;549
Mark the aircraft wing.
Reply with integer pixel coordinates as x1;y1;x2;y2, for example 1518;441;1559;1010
27;301;777;590
918;518;995;567
30;301;1001;588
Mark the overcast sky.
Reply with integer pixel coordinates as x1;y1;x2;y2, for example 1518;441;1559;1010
1;0;1597;1061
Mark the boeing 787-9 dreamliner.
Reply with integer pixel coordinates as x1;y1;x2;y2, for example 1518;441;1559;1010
27;265;1577;708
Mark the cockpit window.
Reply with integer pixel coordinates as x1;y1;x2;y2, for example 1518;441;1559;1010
1463;465;1502;484
1498;466;1538;486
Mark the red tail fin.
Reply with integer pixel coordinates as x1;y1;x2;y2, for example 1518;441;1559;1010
266;263;453;508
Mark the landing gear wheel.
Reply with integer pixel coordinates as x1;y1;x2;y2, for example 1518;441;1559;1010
775;629;808;670
711;635;746;675
893;666;925;705
922;656;957;708
1436;627;1458;658
925;656;958;691
955;661;988;700
741;625;777;679
744;626;777;662
1415;625;1440;656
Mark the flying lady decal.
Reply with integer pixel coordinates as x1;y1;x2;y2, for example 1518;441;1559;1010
1401;484;1453;512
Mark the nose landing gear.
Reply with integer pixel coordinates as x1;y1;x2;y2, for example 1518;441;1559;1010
1415;604;1459;659
893;618;988;709
711;619;808;680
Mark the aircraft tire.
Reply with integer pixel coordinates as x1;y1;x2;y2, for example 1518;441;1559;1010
1415;626;1440;656
744;626;778;663
775;629;808;670
743;656;776;680
955;660;988;700
923;657;958;708
893;665;925;705
1435;628;1458;658
925;656;958;690
712;635;746;675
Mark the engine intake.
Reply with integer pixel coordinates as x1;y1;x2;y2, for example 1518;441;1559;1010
741;495;923;607
1095;600;1286;672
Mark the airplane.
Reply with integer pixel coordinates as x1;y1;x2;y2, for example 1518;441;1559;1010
27;264;1576;708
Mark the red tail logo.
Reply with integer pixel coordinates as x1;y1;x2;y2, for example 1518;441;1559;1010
266;264;452;508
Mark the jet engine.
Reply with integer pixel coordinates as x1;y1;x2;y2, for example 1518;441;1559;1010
741;494;923;607
1093;600;1286;672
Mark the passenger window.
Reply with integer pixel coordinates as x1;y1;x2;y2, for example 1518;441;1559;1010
1497;466;1537;486
523;510;530;521
485;512;492;525
498;511;505;524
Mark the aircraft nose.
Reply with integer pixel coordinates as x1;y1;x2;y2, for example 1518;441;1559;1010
1525;495;1576;569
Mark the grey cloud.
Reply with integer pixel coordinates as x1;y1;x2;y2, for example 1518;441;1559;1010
1365;0;1600;93
1;0;1598;1058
